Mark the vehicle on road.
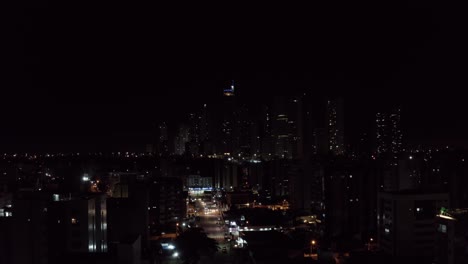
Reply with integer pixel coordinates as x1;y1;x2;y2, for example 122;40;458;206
222;247;227;253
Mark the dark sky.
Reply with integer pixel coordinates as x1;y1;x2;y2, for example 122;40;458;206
3;2;467;151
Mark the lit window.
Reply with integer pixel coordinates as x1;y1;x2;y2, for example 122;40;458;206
438;224;447;233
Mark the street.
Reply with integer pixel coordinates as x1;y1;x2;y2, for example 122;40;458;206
195;199;235;264
162;198;248;264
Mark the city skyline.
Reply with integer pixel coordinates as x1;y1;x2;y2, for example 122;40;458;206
3;3;468;263
1;82;466;152
5;3;467;151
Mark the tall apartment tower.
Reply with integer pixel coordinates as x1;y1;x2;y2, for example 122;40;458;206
326;98;345;155
376;107;403;157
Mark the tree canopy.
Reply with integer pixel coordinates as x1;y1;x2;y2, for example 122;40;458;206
174;228;219;264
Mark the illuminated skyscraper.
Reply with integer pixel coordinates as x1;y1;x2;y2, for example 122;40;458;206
221;80;237;155
199;104;209;142
158;122;169;156
376;107;402;156
273;97;290;158
188;113;199;143
269;96;303;159
223;80;235;97
260;105;275;158
376;112;388;154
326;98;345;155
234;105;251;156
159;122;168;142
174;124;190;155
390;108;403;154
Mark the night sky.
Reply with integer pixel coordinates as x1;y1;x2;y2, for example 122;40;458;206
3;2;467;152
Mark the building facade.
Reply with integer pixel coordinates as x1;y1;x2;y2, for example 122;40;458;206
377;191;449;258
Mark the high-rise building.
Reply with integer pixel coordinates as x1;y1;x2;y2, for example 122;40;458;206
198;103;216;155
377;191;449;258
223;80;235;97
315;128;329;155
187;113;201;156
221;162;239;190
435;208;468;264
149;176;186;231
260;105;275;159
8;191;49;264
235;105;252;156
107;173;150;252
158;122;169;156
4;190;108;264
249;121;261;156
174;124;190;155
199;104;209;142
326;98;345;155
322;160;373;240
48;193;108;254
390;109;403;154
221;81;237;156
271;97;303;159
288;160;311;212
273;97;290;158
376;108;403;156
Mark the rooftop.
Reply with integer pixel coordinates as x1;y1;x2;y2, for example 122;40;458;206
437;207;468;221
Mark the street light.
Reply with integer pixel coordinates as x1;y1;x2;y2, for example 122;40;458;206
368;238;374;251
310;240;317;260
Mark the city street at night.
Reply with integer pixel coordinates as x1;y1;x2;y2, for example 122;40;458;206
5;5;468;263
193;199;240;264
161;198;247;264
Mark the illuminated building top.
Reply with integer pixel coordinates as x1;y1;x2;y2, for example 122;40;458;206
224;80;235;96
437;207;468;221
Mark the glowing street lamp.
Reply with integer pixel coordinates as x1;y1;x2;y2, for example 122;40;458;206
368;237;374;251
310;240;317;259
